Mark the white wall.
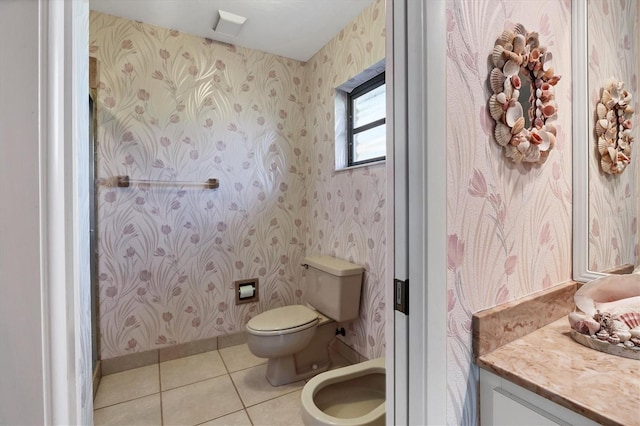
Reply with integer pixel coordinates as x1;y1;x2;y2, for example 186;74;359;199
0;1;46;423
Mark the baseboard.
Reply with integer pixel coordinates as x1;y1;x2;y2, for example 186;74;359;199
92;360;102;399
100;331;246;376
329;337;368;364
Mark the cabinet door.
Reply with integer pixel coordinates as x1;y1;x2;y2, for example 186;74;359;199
480;370;600;426
492;388;564;425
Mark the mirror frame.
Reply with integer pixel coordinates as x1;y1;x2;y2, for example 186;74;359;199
572;0;606;282
489;25;560;164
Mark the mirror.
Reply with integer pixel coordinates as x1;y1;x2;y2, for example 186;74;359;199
489;24;561;165
573;1;639;281
519;68;532;129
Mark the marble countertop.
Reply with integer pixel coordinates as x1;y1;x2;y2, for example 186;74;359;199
477;318;640;426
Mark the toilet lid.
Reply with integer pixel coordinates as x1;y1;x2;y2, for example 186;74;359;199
247;305;318;333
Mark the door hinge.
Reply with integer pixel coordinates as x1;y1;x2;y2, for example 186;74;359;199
394;278;409;314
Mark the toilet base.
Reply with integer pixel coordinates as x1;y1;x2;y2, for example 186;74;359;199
265;321;336;386
266;354;330;386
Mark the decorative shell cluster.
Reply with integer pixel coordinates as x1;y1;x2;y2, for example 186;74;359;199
568;273;640;359
596;80;634;175
569;311;640;353
489;24;561;164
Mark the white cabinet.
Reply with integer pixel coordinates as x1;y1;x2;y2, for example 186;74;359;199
480;370;600;426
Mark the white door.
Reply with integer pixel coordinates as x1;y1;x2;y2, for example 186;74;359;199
388;0;448;424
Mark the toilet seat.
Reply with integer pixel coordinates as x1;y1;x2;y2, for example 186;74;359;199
247;305;319;336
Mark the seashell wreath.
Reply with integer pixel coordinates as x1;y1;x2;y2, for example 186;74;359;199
595;79;634;175
568;272;640;360
489;24;561;164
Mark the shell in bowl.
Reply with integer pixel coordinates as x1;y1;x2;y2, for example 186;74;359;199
573;273;640;317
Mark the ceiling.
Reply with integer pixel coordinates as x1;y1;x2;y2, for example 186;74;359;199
89;0;375;62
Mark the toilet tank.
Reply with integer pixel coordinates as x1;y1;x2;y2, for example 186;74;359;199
303;255;363;322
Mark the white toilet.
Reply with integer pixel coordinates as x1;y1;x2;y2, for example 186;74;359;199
246;255;363;386
301;357;386;426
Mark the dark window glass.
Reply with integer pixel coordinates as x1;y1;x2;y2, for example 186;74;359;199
347;72;386;166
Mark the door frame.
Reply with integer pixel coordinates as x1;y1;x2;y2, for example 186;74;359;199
387;0;448;424
407;0;448;423
41;0;92;423
44;0;449;423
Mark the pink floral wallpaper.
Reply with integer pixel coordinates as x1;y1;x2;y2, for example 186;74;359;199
446;0;572;423
303;1;386;359
90;2;386;361
587;0;638;272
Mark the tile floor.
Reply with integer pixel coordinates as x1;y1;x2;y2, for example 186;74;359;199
93;343;351;425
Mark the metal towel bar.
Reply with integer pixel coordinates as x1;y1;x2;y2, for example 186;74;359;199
114;175;219;190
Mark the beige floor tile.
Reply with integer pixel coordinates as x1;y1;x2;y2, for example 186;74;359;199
231;364;304;407
93;394;161;425
329;350;352;371
162;375;243;426
94;364;160;409
246;390;305;426
160;350;227;390
199;409;252;426
219;343;266;373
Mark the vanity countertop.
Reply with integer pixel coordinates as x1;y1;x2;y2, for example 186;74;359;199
477;317;640;426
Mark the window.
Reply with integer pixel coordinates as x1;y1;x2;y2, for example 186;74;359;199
347;72;386;166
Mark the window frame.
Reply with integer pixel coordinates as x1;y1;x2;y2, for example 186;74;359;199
346;72;386;166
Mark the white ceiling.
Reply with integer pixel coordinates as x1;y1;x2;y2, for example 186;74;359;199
89;0;375;62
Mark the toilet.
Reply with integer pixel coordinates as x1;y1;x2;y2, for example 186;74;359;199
301;357;386;426
246;255;363;386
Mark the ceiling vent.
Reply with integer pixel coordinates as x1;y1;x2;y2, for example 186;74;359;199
213;10;247;37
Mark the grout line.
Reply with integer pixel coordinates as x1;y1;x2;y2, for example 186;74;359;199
98;345;307;425
93;392;161;411
225;361;268;375
93;364;162;411
192;408;252;426
241;385;305;409
220;365;255;426
158;348;229;392
246;407;255;426
158;360;164;426
227;367;248;410
218;347;232;374
160;373;229;393
218;345;267;374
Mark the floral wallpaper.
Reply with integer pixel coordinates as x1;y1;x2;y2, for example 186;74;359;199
587;0;638;272
90;1;386;361
446;1;572;424
303;0;386;359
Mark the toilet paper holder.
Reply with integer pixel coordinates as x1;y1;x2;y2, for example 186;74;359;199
235;278;259;305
